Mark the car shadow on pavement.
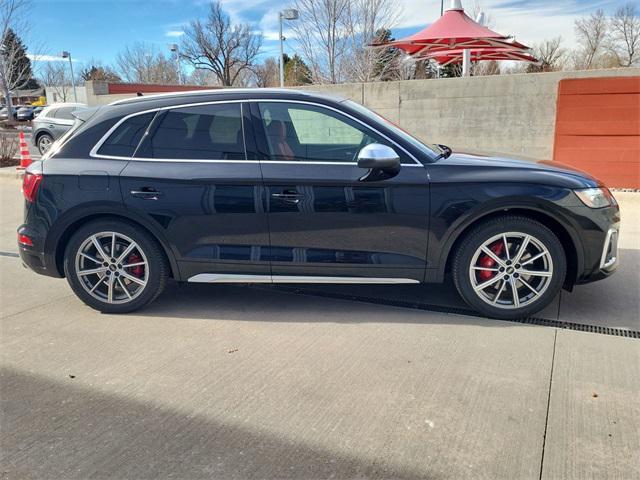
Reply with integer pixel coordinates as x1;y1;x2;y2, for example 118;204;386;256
138;280;529;329
0;366;432;480
137;248;639;332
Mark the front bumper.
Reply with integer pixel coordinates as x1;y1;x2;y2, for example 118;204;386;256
573;202;620;285
599;228;619;271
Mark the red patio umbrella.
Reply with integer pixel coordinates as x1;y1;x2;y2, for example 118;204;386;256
418;46;538;66
372;0;535;74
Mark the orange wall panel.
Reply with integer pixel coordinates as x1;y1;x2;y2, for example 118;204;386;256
553;76;640;188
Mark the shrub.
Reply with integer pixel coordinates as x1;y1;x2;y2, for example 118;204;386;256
0;135;19;167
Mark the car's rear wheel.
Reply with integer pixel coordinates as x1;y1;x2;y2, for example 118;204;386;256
37;133;53;155
64;220;168;313
452;216;566;319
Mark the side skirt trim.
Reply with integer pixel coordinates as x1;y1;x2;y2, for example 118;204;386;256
188;274;420;284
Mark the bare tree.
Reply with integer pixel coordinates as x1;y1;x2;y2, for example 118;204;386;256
607;3;640;67
188;68;219;86
0;0;33;109
468;0;494;29
472;60;501;76
527;37;567;72
39;61;72;102
343;0;401;82
253;57;279;87
116;42;179;84
574;9;608;69
181;1;262;87
289;0;350;83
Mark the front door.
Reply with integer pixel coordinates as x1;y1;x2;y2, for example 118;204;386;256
252;101;430;282
117;102;270;280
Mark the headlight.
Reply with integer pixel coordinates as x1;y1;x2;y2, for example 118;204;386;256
574;188;616;208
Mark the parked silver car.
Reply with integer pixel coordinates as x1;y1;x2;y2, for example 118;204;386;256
0;106;17;120
32;102;88;154
16;106;35;121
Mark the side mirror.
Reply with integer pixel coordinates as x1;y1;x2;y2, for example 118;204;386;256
357;143;401;170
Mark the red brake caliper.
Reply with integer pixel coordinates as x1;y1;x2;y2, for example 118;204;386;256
126;253;144;278
478;241;504;281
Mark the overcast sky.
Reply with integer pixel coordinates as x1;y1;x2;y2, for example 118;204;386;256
28;0;626;68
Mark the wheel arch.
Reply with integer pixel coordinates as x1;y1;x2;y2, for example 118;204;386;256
34;129;53;143
441;207;583;289
50;210;180;280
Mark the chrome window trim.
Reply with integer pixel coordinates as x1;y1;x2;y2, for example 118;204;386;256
89;99;422;166
90;99;246;160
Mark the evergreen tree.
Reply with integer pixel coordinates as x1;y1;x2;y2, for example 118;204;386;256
81;65;122;82
372;29;401;81
1;28;38;89
284;54;312;86
440;63;463;78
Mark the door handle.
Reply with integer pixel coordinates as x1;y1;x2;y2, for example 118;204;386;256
130;188;163;200
271;190;304;204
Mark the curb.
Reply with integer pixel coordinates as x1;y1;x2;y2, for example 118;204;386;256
0;166;23;179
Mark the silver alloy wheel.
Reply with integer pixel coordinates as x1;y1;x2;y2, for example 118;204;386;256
469;231;554;309
74;231;149;304
38;135;52;154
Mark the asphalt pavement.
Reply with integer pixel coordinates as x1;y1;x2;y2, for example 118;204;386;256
1;178;638;479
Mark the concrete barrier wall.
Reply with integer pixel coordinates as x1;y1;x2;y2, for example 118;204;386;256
300;68;640;160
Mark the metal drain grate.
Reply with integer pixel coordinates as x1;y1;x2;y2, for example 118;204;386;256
271;286;640;339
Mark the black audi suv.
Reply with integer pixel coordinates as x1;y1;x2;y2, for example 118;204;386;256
18;89;620;319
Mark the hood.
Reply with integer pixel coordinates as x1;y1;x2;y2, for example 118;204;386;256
435;149;602;189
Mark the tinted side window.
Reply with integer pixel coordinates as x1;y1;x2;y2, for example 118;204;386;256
44;108;58;119
53;107;77;120
142;103;245;160
97;112;154;157
257;102;412;164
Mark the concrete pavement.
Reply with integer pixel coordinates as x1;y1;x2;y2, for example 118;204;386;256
1;178;639;479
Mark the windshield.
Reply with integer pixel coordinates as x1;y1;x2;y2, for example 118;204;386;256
343;100;440;159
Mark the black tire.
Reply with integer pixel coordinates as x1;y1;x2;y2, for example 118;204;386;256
37;133;54;155
64;219;168;314
452;215;566;320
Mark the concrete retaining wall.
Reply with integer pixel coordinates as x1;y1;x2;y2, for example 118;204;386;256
300;68;640;160
44;86;88;105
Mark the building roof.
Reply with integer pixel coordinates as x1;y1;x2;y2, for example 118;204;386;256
13;88;45;97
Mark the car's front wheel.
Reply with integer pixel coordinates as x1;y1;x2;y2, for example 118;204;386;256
37;133;54;155
64;220;168;313
452;216;566;319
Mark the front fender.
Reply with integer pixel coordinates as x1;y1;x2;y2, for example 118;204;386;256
427;183;585;283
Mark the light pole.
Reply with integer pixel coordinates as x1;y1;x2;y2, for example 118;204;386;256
279;9;299;87
61;51;77;103
170;43;181;84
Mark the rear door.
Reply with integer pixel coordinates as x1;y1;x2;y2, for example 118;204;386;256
115;101;270;280
48;106;79;138
252;101;430;282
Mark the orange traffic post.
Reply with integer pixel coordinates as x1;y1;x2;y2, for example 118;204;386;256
16;131;32;170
